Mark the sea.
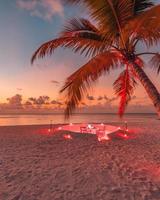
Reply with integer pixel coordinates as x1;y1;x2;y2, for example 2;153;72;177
0;113;158;126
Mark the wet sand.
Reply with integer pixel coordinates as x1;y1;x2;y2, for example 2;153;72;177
0;122;160;200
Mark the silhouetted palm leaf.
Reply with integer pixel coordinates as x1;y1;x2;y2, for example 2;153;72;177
150;54;160;74
60;18;99;36
126;5;160;47
113;68;137;116
133;0;153;14
31;36;105;63
60;51;123;117
31;19;108;63
63;0;134;46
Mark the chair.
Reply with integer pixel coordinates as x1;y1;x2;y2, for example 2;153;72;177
96;125;105;137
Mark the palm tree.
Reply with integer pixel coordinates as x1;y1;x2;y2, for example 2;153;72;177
31;0;160;118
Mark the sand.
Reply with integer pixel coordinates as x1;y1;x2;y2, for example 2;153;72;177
0;122;160;200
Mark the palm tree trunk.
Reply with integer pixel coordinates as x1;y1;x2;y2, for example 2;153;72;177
132;62;160;118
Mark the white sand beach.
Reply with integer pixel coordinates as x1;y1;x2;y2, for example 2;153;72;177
0;122;160;200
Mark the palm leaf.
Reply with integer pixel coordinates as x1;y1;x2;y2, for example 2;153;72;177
31;35;107;64
63;0;134;46
31;19;107;63
133;0;153;15
150;54;160;74
60;18;99;36
113;68;137;117
60;51;122;118
126;5;160;47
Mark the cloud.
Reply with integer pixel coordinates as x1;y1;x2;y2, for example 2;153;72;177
28;96;50;105
86;95;95;101
6;94;23;109
16;0;36;10
97;96;103;101
51;100;63;106
104;95;109;101
81;102;87;106
17;88;23;91
51;80;60;85
27;96;63;107
103;95;118;103
0;93;155;114
24;101;32;106
16;0;64;21
131;95;137;100
107;97;118;103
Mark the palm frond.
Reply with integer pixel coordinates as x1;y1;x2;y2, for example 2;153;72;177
63;0;134;46
126;5;160;47
133;0;153;15
31;35;107;64
60;18;99;36
31;19;108;64
113;68;137;117
150;54;160;74
60;51;122;118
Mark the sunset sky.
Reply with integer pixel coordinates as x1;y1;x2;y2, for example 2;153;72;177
0;0;160;113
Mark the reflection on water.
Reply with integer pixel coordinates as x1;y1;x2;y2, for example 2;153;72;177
0;113;158;126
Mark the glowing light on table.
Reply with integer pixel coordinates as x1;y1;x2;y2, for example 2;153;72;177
88;124;92;129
